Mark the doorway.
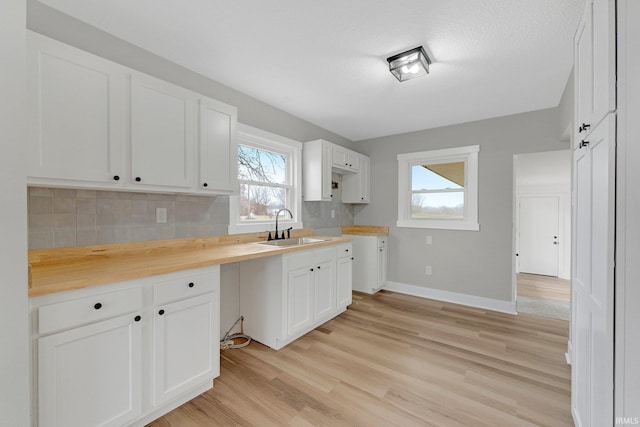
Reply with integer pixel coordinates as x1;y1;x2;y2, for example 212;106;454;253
514;150;571;319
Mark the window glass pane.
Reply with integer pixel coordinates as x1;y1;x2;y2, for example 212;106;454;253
411;192;464;219
411;162;464;191
239;183;287;221
238;145;286;184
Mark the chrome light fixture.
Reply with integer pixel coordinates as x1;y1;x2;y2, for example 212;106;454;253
387;46;431;82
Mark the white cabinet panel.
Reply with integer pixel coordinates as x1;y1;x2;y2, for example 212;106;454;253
346;234;388;294
286;266;314;336
303;139;333;201
342;154;370;203
27;32;124;186
574;0;615;146
130;73;196;189
153;292;219;406
198;97;238;194
38;314;142;427
336;245;353;308
314;259;336;320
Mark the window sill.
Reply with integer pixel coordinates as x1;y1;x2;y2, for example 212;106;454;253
228;221;304;235
396;219;479;231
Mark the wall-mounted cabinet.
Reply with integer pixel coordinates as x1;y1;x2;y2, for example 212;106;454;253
574;0;615;149
26;31;237;195
303;139;370;203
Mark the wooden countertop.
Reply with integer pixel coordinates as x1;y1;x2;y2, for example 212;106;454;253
341;225;389;236
28;230;351;297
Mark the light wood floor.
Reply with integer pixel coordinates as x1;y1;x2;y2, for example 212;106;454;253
517;273;571;302
148;291;571;427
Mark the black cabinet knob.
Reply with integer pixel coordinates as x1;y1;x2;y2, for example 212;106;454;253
135;177;141;182
203;183;208;187
345;249;349;252
94;302;102;310
351;257;354;260
310;268;314;272
188;282;194;288
317;266;321;269
134;315;141;322
158;309;165;315
113;175;120;181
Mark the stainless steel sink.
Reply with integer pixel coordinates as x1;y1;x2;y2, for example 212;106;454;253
256;237;328;247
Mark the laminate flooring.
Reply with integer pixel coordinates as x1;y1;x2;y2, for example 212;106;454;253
148;290;572;427
517;273;571;302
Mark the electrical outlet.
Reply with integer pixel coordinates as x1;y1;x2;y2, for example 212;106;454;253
426;235;432;245
425;265;432;275
156;207;167;224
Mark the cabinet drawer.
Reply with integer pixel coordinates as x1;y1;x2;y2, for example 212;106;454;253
38;287;142;335
154;268;218;306
377;236;388;247
335;243;353;258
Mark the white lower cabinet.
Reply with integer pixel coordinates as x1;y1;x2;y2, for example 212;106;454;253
345;234;388;294
38;313;143;427
31;266;220;427
336;244;354;307
240;243;352;350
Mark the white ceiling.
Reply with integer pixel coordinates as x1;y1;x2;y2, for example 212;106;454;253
37;0;584;141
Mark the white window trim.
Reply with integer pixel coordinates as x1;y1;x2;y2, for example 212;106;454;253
228;123;303;234
397;144;480;231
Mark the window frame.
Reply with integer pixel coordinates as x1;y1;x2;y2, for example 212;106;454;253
228;123;303;234
397;145;479;231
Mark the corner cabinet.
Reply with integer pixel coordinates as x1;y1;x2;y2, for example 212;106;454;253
345;234;387;294
30;266;220;427
302;139;370;203
239;243;352;350
26;31;238;195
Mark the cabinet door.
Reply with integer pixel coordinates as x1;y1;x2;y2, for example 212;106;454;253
27;32;124;186
198;97;238;193
286;267;314;337
377;245;387;290
343;154;370;203
332;145;348;169
38;314;142;427
571;116;614;426
153;291;219;406
314;259;337;320
337;255;353;308
574;0;615;145
321;142;334;200
130;73;195;189
347;151;360;172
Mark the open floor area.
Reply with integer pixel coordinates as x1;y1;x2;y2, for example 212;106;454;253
149;291;572;427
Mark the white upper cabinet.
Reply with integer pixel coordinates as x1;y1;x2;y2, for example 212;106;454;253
342;153;370;204
129;73;196;190
303;139;370;203
27;32;125;187
574;0;615;145
26;32;238;195
198;97;238;194
332;145;359;173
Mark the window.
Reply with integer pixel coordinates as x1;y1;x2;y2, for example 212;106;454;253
229;124;303;234
397;145;479;230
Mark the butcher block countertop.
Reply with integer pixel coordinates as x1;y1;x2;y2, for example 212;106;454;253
28;229;350;297
341;225;389;236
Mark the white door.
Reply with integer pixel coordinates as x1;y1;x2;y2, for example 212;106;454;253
518;196;560;276
314;259;336;320
336;255;353;307
572;115;614;426
38;314;142;427
286;267;314;337
153;292;219;407
130;73;195;189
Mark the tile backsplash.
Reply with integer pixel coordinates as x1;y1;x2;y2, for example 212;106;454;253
28;188;230;249
28;181;355;249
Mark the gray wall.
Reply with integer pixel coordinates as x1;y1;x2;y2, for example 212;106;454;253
26;0;354;150
353;108;568;302
0;0;30;425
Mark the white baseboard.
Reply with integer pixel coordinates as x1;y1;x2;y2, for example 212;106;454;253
566;340;572;365
384;281;517;314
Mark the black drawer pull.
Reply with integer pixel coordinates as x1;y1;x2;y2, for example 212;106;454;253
134;315;141;322
188;282;195;288
158;309;165;315
94;303;102;310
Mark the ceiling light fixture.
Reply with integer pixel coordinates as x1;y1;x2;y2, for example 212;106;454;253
387;46;431;82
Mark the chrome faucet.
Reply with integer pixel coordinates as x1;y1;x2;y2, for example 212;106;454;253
272;208;293;240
